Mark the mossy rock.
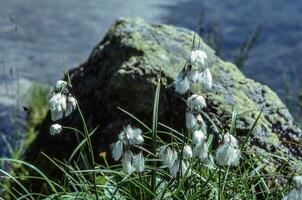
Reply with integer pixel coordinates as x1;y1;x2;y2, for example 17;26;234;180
25;17;302;175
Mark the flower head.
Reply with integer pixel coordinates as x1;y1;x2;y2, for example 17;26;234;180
50;124;62;135
122;151;134;175
65;96;77;117
190;50;207;66
111;140;123;161
169;159;191;178
158;146;177;167
215;133;240;166
54;80;68;92
118;125;143;145
193;141;208;160
48;93;67;121
183;144;192;159
187;94;206;111
186;111;197;130
293;176;302;189
202;68;212;89
174;74;189;94
192;130;207;145
133;152;145;173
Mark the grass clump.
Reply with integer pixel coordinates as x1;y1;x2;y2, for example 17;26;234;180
1;43;302;200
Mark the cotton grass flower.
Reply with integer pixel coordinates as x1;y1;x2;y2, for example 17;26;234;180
49;93;67;121
192;130;207;145
65;96;77;117
119;125;144;145
202;68;212;89
169;159;191;178
282;176;302;200
183;144;192;159
122;151;134;175
190;50;207;66
158;146;177;167
186;111;197;130
54;80;67;92
133;152;145;172
186;94;206;111
50;124;62;135
215;133;240;166
111;140;123;161
174;74;190;94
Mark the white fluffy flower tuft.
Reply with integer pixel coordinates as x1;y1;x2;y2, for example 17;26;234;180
65;96;77;117
293;176;302;189
193;141;208;160
174;74;190;94
50;124;62;135
169;159;191;178
183;144;192;159
54;80;67;92
49;93;67;121
192;130;207;145
158;146;177;168
169;159;179;178
215;133;240;166
111;140;123;161
187;70;201;83
203;68;212;89
133;152;145;173
186;111;197;130
186;94;206;111
122;151;134;175
190;50;207;66
118;125;144;145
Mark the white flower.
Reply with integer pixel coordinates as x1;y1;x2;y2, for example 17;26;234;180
193;141;208;160
54;80;67;92
283;176;302;199
187;94;206;111
48;93;67;121
119;125;144;145
190;50;207;66
122;151;134;175
215;133;240;166
65;96;77;117
293;176;302;189
202;68;212;89
169;159;179;178
186;111;197;130
50;124;62;135
174;74;189;94
192;130;207;145
111;140;123;161
224;133;239;147
187;70;201;83
183;144;192;159
282;189;302;200
158;146;177;167
133;152;145;173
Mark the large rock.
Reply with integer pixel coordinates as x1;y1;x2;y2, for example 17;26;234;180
26;17;302;172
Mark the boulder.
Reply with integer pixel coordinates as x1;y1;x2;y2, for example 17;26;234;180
25;17;302;173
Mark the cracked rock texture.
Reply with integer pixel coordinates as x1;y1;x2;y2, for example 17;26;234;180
26;17;301;174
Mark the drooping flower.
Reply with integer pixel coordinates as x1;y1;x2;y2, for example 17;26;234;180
111;140;123;161
192;130;207;145
50;124;62;135
122;151;134;175
118;125;144;145
202;68;212;89
133;152;145;173
158;146;177;168
169;159;191;178
65;96;77;117
48;93;67;121
282;175;302;200
174;72;190;94
186;94;206;111
54;80;68;92
187;70;201;83
183;144;192;159
190;50;207;66
186;111;197;130
215;133;240;166
193;141;208;160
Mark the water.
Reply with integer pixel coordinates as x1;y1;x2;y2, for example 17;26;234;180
1;0;302;156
